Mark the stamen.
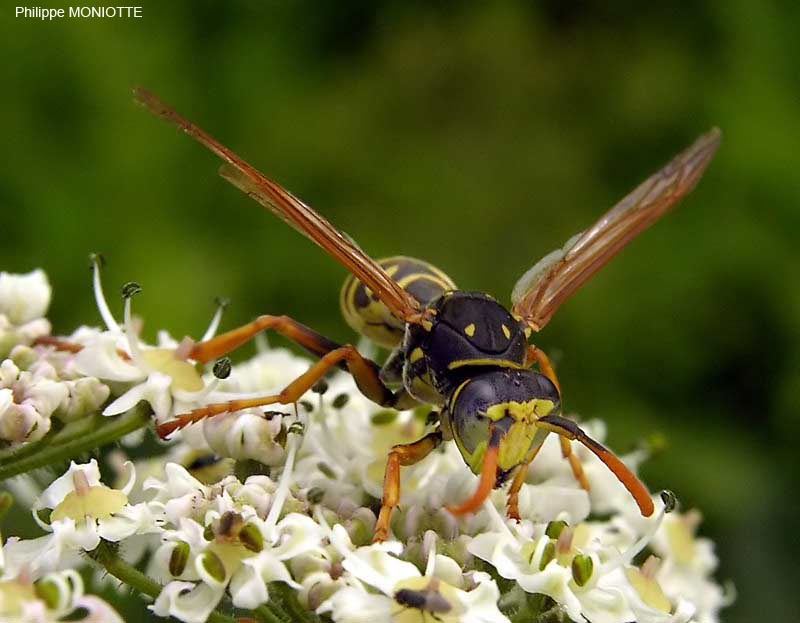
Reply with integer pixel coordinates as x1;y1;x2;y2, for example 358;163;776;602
201;297;230;342
263;425;301;541
423;530;438;577
603;490;677;573
121;283;147;370
90;254;121;333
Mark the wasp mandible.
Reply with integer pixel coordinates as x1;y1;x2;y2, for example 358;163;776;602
134;88;720;541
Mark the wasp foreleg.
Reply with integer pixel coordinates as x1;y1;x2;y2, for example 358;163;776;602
374;430;443;542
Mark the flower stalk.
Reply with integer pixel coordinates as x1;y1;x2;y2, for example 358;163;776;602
0;404;150;482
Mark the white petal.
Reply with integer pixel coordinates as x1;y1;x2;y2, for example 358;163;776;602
272;513;326;560
515;483;591;525
74;333;144;382
73;595;125;623
317;586;393;623
103;372;172;420
229;552;298;609
151;581;226;623
342;543;421;596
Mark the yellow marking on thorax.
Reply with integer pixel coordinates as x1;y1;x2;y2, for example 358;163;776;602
448;358;526;371
464;323;476;337
409;347;424;363
501;324;511;339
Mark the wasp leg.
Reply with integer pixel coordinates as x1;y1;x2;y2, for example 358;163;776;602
374;430;443;542
158;341;411;438
537;414;655;517
525;346;590;491
190;314;343;364
506;443;544;521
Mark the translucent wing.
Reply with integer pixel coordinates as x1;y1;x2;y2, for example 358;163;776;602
133;87;422;324
512;128;721;331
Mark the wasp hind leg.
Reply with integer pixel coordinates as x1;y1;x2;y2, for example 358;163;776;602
157;315;417;437
525;345;590;492
374;430;443;542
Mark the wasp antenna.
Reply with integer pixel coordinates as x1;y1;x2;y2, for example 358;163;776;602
538;414;655;517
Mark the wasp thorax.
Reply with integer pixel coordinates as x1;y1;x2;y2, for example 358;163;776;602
402;292;529;403
445;368;560;475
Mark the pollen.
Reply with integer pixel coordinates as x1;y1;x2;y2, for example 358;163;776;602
464;323;476;337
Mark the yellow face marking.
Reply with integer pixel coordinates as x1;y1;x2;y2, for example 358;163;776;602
384;264;400;277
464;323;476;337
485;399;555;423
501;324;511;339
409;347;424;363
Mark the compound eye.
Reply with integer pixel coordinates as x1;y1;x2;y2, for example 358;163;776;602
452;409;490;456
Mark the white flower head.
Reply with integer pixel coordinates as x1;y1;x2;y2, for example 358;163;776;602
0;358;68;443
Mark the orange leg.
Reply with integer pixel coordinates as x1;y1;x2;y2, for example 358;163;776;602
374;431;443;542
506;443;544;521
525;345;590;491
189;314;342;364
158;342;400;438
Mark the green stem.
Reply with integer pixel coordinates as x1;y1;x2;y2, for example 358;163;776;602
0;405;150;482
89;541;238;623
0;413;102;465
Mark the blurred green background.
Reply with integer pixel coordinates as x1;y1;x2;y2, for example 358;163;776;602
1;2;798;621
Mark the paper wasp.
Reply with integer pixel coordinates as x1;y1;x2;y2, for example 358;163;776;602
134;88;720;541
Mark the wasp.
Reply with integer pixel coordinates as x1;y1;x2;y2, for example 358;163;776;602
134;88;720;541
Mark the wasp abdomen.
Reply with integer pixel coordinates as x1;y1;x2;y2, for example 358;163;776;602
340;256;455;348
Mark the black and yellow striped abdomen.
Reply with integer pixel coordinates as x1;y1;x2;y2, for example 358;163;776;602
340;256;456;348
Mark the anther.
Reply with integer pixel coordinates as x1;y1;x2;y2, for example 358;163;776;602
332;393;349;409
311;379;329;394
660;490;677;513
571;554;594;586
121;282;142;299
88;252;106;269
288;421;305;436
213;357;232;379
213;296;230;310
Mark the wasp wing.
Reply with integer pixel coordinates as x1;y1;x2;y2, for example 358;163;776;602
511;128;721;331
133;87;422;324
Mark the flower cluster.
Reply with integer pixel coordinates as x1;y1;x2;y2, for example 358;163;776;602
0;266;731;622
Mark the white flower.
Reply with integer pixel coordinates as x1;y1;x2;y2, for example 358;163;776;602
320;525;509;623
2;460;157;578
0;269;51;325
150;513;326;623
0;568;123;623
